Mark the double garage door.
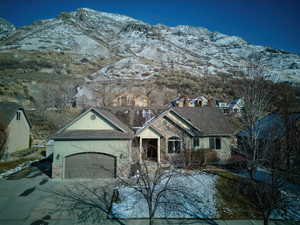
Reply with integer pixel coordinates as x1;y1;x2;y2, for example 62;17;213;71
64;152;116;179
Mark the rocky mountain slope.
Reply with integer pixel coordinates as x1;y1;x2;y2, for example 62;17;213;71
0;8;299;106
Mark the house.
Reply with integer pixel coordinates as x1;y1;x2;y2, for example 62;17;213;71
215;100;229;114
171;96;209;107
49;106;234;179
171;96;194;107
0;102;31;160
228;98;244;113
192;96;209;107
50;107;133;179
112;92;149;107
236;112;300;166
135;107;234;164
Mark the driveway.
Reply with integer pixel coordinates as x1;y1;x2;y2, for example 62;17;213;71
0;160;297;225
0;159;117;225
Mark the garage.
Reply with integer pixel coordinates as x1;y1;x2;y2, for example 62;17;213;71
64;152;116;179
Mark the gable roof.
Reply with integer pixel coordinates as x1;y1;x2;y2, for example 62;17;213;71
137;107;234;136
237;112;300;140
0;102;31;128
52;107;133;140
171;107;234;136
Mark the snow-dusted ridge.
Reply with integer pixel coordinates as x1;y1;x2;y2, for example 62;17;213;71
0;8;299;83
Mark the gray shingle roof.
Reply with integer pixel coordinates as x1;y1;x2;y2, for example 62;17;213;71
52;129;132;140
103;107;167;127
172;107;234;136
94;108;132;133
0;102;23;128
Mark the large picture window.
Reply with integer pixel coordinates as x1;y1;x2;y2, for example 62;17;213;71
209;137;221;150
168;136;182;153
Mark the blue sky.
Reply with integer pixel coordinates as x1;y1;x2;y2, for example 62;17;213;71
1;0;300;54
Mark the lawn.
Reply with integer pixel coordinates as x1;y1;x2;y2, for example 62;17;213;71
112;169;261;219
210;169;260;219
0;157;39;173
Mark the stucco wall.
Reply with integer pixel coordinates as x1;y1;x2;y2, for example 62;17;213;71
5;110;30;155
138;127;160;139
66;111;115;130
52;139;131;179
215;137;232;161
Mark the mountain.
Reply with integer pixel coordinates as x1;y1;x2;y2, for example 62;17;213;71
0;18;15;40
0;8;299;106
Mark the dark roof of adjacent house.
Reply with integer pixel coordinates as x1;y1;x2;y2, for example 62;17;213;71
0;101;31;128
104;107;167;128
52;129;132;140
94;108;132;133
172;107;234;136
237;112;300;140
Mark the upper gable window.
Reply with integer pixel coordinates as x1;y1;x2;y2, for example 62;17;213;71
16;111;21;120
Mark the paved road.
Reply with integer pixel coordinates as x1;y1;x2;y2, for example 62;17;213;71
0;163;298;225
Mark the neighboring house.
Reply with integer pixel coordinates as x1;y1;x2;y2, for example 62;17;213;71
171;96;209;107
215;100;229;114
192;96;209;107
236;112;300;165
0;102;31;160
50;108;133;179
49;106;235;179
135;107;234;164
228;98;244;113
112;92;149;107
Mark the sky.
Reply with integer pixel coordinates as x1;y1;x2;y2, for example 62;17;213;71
1;0;300;54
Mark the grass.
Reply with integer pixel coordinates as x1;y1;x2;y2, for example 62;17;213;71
0;157;40;173
208;169;261;219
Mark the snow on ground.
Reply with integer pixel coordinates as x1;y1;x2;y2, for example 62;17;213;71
0;159;38;179
112;172;218;218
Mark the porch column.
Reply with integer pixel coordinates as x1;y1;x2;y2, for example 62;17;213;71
157;138;160;163
139;137;143;163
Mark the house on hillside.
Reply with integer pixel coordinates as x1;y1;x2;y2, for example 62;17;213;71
192;96;209;107
215;100;229;114
171;96;209;107
112;92;149;107
48;106;235;179
228;98;244;113
0;102;31;160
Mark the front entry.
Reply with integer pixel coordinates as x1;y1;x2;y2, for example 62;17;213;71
142;139;158;161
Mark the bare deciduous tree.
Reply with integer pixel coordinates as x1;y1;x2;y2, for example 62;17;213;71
237;59;278;179
245;147;299;225
47;181;126;225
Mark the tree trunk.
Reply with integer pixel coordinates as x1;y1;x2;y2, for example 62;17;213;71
263;217;269;225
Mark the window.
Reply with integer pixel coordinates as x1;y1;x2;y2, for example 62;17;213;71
193;137;200;148
168;136;182;153
209;137;221;150
16;111;21;120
